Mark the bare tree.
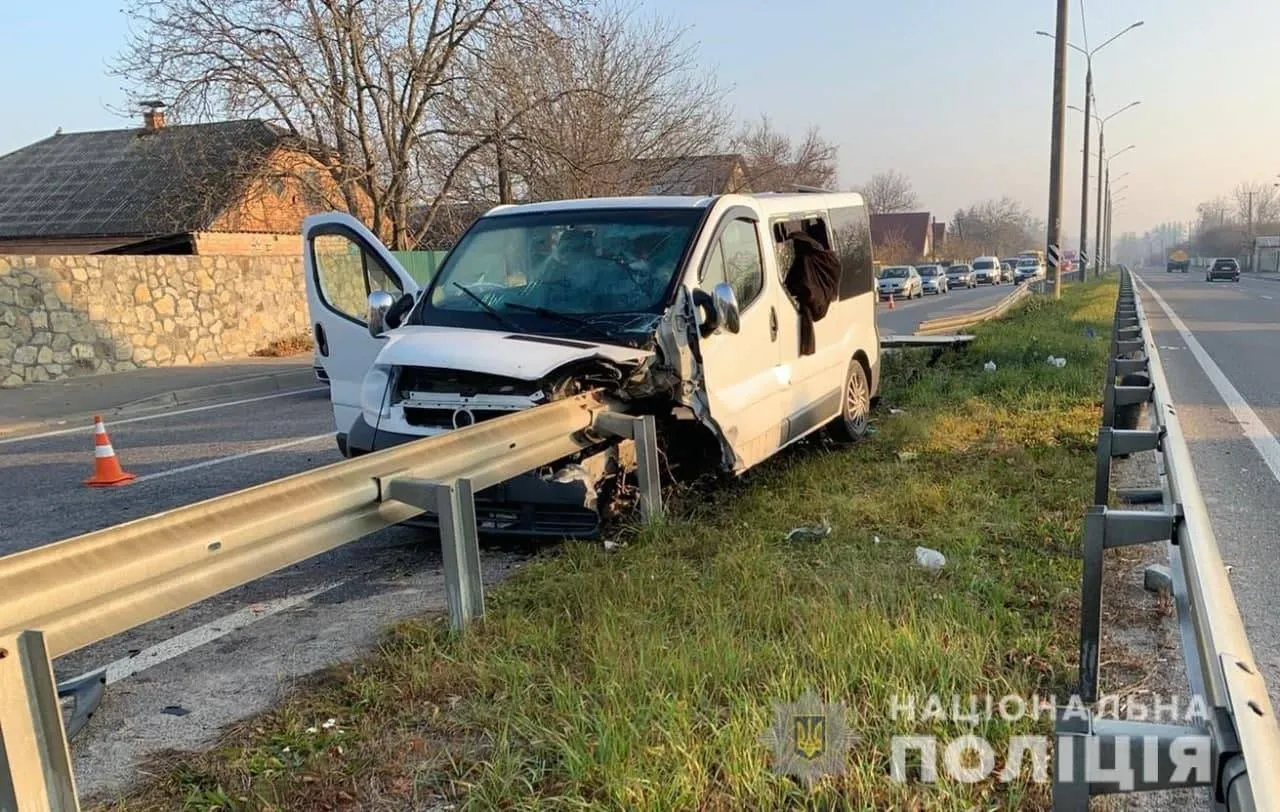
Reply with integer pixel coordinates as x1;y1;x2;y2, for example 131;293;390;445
1232;181;1280;227
730;114;839;192
859;170;919;214
1196;196;1234;230
114;0;586;249
952;197;1041;257
466;3;729;202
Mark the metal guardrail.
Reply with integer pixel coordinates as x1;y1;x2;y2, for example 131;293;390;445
1052;268;1280;810
913;284;1031;336
0;392;661;810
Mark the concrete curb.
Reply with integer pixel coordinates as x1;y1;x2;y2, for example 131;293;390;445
117;368;322;413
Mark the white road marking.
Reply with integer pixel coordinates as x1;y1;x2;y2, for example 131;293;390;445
1263;295;1274;300
1137;274;1280;486
0;386;327;446
64;583;344;686
132;432;335;483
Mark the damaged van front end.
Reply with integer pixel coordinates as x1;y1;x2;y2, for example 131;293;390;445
340;283;739;540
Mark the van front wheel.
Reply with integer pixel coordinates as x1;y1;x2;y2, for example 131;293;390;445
827;358;871;443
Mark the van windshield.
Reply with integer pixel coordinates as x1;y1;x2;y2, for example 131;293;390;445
414;208;703;338
973;259;995;269
1018;258;1039;267
880;267;911;278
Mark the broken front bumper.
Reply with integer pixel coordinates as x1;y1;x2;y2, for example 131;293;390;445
339;415;606;539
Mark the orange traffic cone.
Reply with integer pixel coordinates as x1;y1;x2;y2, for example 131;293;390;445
85;416;135;487
888;293;896;310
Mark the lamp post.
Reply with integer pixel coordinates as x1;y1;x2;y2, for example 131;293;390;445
1040;20;1143;278
1070;101;1140;276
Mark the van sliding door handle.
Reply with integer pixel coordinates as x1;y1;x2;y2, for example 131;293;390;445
769;307;778;342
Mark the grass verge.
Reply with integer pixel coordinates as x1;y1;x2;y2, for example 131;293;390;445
104;279;1118;811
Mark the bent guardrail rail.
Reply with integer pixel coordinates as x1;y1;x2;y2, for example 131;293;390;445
0;392;660;810
913;284;1031;336
1053;268;1280;810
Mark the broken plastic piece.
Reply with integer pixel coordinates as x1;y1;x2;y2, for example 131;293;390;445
983;361;997;373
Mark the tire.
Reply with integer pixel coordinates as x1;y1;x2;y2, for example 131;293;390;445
827;357;871;443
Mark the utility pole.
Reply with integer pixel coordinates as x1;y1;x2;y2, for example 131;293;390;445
1247;190;1256;272
1045;0;1069;298
1079;70;1093;278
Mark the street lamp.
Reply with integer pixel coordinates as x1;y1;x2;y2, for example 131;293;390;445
1041;20;1143;276
1070;101;1140;274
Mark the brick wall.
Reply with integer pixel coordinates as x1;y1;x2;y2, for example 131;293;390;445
0;253;345;387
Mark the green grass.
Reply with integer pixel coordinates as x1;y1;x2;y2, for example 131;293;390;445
105;279;1118;812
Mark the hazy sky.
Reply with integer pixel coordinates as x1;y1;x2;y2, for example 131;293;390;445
3;0;1278;244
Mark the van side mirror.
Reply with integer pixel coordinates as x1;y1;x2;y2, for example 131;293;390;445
711;282;741;334
367;290;396;337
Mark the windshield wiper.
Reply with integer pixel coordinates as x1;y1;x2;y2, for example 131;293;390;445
452;282;524;334
503;303;618;342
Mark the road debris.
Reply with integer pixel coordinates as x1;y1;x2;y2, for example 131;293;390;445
914;546;946;572
785;518;832;543
896;451;919;462
983;361;997;373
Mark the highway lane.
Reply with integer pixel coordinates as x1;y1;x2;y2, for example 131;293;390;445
1132;269;1280;711
875;278;1016;335
0;387;533;799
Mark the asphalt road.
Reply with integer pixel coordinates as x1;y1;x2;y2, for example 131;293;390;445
1131;268;1280;711
0;387;532;800
0;280;1055;799
874;278;1019;335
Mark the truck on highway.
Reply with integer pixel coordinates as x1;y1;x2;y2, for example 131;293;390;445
1167;249;1190;273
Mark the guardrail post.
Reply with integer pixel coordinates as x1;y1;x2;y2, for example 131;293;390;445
592;413;664;522
1077;508;1107;704
384;477;484;631
0;630;79;811
437;478;484;629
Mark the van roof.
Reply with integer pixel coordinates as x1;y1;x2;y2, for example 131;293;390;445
480;191;867;219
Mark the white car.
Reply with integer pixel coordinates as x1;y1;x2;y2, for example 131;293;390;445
877;266;922;299
916;264;949;295
1013;257;1045;283
305;194;881;537
971;256;1003;284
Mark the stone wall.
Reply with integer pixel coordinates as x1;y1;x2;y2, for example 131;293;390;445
0;254;318;387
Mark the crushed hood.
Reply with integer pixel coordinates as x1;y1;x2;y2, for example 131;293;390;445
375;325;652;380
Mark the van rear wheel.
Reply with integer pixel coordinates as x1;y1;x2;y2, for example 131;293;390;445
827;358;870;443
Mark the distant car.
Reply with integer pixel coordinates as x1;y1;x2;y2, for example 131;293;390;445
916;264;949;295
878;265;922;299
1206;257;1240;282
999;262;1016;282
972;256;1003;285
946;263;976;289
1014;257;1046;284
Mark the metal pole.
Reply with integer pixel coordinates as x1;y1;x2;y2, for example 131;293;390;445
1094;129;1106;278
1102;165;1110;271
1045;0;1069;298
1079;64;1093;278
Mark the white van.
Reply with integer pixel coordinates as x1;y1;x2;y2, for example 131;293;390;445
303;193;880;536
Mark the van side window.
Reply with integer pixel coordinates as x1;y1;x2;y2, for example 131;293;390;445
827;205;875;299
701;219;764;308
